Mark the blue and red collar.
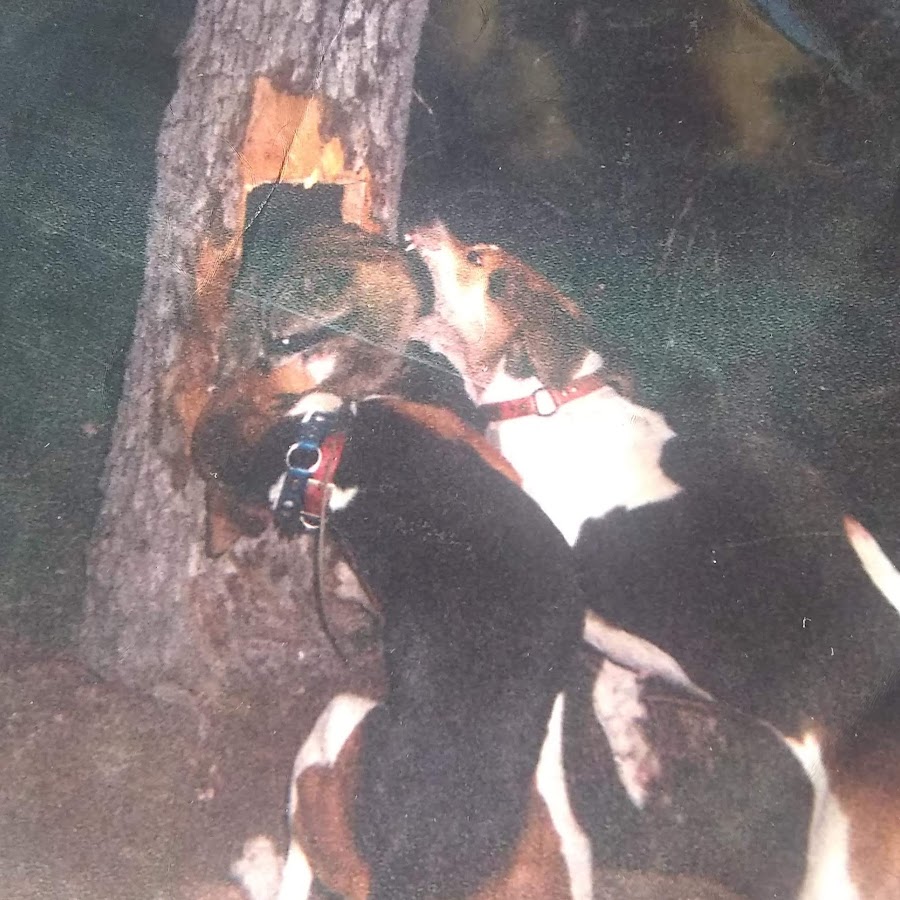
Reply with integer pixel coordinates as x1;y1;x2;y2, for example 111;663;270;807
272;410;346;532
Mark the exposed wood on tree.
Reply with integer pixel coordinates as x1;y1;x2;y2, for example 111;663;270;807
81;0;429;698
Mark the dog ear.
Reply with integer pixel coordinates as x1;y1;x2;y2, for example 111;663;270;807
505;338;539;380
204;482;268;558
492;265;592;388
192;366;310;558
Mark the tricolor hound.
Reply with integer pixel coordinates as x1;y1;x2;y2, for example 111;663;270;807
408;219;900;900
194;391;590;899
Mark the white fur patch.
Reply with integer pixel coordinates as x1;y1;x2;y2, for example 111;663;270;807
268;473;286;510
786;731;860;900
416;247;490;346
575;351;604;379
275;840;314;900
481;358;681;545
592;661;660;809
293;693;376;781
844;516;900;615
327;485;358;512
536;693;594;900
231;835;283;900
275;694;377;900
304;351;338;386
285;391;344;420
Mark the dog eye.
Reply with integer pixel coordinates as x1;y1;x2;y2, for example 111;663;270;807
266;309;360;359
466;249;483;266
488;268;509;299
268;332;309;356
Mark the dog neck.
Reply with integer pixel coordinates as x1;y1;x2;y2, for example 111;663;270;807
479;351;603;406
479;352;681;547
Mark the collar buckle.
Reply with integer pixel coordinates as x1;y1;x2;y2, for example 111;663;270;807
532;386;559;417
273;411;344;534
480;372;606;423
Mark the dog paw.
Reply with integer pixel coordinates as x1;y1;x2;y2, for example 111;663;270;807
230;835;283;900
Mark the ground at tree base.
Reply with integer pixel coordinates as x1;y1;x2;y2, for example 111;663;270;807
0;630;754;900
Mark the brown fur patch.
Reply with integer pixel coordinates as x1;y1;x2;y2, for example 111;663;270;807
470;786;571;900
193;361;316;477
831;727;900;899
294;715;570;900
845;781;900;899
192;360;316;556
380;397;522;486
293;724;371;900
203;481;269;559
474;246;591;389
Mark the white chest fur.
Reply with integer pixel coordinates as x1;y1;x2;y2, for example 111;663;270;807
481;359;682;546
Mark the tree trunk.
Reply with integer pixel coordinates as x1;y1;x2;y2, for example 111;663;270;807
81;0;429;699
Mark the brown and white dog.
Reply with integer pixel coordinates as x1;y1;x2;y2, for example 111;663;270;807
407;220;900;900
195;390;591;900
406;222;680;548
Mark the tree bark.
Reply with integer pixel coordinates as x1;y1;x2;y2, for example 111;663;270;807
81;0;429;699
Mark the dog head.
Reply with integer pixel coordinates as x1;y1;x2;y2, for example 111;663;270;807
193;224;424;556
407;221;594;394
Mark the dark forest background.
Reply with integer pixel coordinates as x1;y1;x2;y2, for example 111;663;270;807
2;0;899;644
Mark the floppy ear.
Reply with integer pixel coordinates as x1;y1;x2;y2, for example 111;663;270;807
505;338;539;380
493;266;592;388
191;364;313;557
204;482;268;558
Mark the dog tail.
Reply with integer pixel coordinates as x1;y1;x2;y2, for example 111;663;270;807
582;611;712;700
844;516;900;615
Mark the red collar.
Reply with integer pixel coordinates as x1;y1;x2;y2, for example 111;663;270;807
300;432;346;527
479;372;606;422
